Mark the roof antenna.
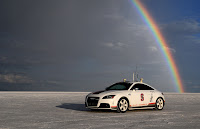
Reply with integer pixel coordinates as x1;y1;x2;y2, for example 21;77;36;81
135;65;139;82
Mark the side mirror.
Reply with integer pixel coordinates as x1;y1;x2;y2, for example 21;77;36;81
134;88;139;91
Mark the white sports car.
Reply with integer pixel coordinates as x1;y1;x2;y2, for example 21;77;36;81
85;81;165;113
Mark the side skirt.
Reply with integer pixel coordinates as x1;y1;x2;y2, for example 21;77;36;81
128;104;155;110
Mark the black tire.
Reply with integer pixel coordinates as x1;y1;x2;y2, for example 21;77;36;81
155;97;164;110
117;98;129;113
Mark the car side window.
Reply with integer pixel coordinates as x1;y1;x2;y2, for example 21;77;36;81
131;84;154;90
142;84;154;90
130;84;141;90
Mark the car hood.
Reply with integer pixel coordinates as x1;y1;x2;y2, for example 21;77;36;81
88;90;129;97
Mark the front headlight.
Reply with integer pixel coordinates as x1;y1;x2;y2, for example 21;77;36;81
102;95;115;99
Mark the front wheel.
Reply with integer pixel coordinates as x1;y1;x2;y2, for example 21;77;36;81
117;98;128;113
155;97;164;110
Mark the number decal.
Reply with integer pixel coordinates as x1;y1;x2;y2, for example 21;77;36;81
141;93;144;101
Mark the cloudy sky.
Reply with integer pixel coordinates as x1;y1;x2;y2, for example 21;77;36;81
0;0;200;92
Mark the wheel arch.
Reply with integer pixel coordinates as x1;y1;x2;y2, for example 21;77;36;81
153;93;165;102
156;96;165;102
119;96;130;106
116;96;130;113
156;97;165;106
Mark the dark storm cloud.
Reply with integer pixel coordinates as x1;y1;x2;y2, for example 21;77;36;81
162;20;200;38
0;73;33;84
0;0;199;92
0;0;175;91
0;0;131;62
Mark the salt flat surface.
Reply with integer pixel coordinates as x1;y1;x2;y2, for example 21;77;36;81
0;92;199;129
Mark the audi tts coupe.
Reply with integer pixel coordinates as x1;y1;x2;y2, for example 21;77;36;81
85;81;165;113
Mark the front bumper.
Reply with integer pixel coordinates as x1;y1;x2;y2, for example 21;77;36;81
85;96;117;110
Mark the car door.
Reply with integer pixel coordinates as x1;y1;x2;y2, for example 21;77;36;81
130;83;154;107
130;83;146;107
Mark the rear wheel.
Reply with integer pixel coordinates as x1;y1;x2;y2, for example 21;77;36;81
117;98;128;113
155;97;164;110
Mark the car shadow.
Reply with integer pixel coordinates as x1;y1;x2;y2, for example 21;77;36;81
56;103;156;113
56;103;88;111
56;103;116;113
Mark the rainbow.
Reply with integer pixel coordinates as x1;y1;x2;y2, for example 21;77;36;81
131;0;184;93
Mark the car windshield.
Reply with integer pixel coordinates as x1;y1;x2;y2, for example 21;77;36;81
106;82;133;90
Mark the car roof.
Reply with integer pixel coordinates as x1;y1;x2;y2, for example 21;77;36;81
112;81;157;90
115;81;148;85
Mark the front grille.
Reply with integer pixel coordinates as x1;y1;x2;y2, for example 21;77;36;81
99;103;110;108
87;97;99;106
